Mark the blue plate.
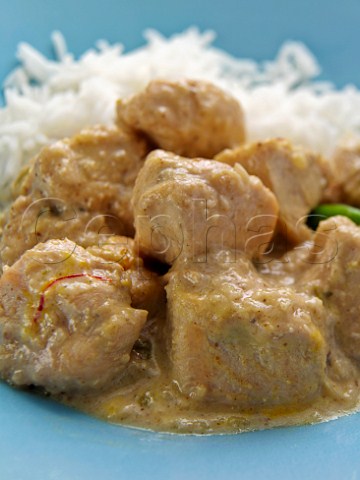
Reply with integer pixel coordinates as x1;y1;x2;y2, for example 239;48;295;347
1;1;360;478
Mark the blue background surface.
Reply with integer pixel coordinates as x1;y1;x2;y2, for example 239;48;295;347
1;0;360;87
1;1;360;479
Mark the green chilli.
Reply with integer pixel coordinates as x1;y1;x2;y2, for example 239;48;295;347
307;204;360;230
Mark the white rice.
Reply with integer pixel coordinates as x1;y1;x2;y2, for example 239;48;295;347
1;27;360;203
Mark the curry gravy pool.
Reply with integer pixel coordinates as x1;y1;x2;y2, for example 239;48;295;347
1;79;360;434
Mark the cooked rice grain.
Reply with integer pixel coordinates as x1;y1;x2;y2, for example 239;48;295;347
1;28;360;203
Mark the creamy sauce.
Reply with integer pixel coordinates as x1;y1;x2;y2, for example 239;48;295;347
61;355;360;435
59;305;360;434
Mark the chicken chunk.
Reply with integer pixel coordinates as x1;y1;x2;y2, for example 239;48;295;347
132;150;279;264
86;235;166;317
216;139;326;243
0;125;150;268
117;79;245;158
0;238;150;393
301;216;360;364
166;251;326;408
0;195;112;268
329;144;360;206
29;126;148;225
